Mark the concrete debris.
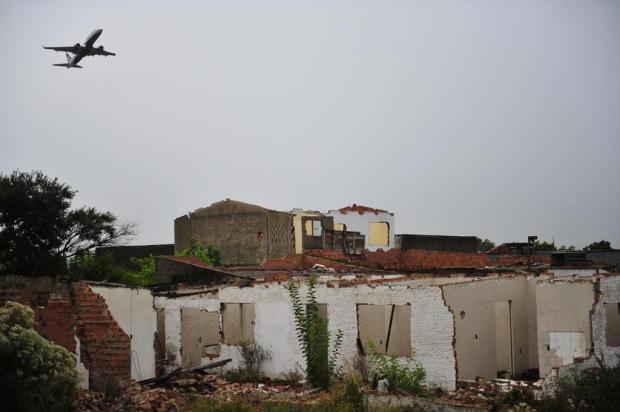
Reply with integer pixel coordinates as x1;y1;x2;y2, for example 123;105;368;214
312;263;335;272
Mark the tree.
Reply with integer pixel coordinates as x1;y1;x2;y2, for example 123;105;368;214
0;170;135;276
476;238;495;253
584;240;612;251
0;301;79;412
533;240;557;251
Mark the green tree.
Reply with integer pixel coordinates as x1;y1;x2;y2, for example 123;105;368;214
0;170;135;276
0;301;79;412
584;240;612;251
68;252;156;286
476;238;495;252
176;238;221;265
533;240;557;251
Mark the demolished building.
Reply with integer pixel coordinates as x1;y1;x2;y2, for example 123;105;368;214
3;263;619;393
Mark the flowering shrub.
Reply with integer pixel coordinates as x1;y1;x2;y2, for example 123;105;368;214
0;301;79;412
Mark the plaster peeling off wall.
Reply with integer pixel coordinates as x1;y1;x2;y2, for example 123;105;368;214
90;286;157;380
548;332;586;365
543;275;620;394
75;335;89;389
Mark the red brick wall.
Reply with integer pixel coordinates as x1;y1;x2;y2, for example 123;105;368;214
0;277;132;390
72;282;131;390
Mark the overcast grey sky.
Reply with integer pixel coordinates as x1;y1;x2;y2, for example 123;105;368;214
1;0;619;248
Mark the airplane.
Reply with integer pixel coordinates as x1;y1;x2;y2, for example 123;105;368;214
43;29;115;69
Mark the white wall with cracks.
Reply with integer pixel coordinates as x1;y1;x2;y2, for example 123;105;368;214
542;276;620;393
154;282;457;391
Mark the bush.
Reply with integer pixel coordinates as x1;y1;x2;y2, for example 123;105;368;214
69;252;156;286
224;339;271;383
177;239;220;265
367;341;427;396
535;358;620;412
0;301;79;412
287;275;343;389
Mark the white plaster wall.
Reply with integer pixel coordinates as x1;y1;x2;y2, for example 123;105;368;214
327;210;395;251
543;275;620;394
91;286;157;380
75;335;89;389
548;269;604;278
155;282;456;390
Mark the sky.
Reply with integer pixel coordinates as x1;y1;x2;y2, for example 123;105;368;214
1;0;619;249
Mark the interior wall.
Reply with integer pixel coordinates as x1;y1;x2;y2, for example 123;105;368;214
535;281;595;377
442;277;532;380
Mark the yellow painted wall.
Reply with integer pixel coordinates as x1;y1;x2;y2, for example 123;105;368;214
369;222;389;246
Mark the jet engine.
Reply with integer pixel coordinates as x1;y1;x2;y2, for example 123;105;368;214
74;43;81;48
98;45;104;51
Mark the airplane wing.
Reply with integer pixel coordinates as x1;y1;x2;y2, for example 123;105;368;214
88;48;116;56
43;46;79;53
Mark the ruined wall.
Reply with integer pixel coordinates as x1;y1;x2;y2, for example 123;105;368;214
174;214;192;252
327;210;396;252
592;276;620;365
267;211;295;261
90;285;157;381
72;283;132;390
535;280;595;377
154;282;456;390
442;276;536;380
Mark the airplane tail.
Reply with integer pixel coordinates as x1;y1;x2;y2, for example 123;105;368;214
53;52;81;68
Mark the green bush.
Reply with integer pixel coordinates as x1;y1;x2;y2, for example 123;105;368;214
224;339;271;383
367;341;427;396
287;275;343;389
177;239;220;265
535;359;620;412
69;252;156;286
0;301;79;412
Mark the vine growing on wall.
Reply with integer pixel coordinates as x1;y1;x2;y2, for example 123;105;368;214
287;275;343;389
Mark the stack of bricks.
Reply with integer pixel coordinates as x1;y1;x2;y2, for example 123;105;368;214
71;282;131;390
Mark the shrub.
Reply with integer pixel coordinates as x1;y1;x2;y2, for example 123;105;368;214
69;252;156;286
340;369;366;412
535;358;620;412
367;341;427;396
287;275;343;389
177;239;220;265
224;339;271;383
0;301;79;412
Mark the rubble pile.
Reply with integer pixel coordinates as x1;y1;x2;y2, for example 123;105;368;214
165;372;327;403
74;383;184;412
446;378;543;406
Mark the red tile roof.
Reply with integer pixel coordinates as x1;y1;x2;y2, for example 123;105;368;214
162;255;211;269
338;204;388;215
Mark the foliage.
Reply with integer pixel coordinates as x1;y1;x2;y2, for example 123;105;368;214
533;240;557;252
367;341;427;396
341;369;366;412
287;275;343;389
558;245;576;251
177;238;221;265
477;238;496;253
583;240;612;251
534;359;620;412
0;301;79;412
69;252;156;286
0;170;135;276
280;366;304;385
224;339;271;383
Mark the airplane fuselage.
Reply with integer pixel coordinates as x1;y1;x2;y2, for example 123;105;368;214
69;29;103;67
